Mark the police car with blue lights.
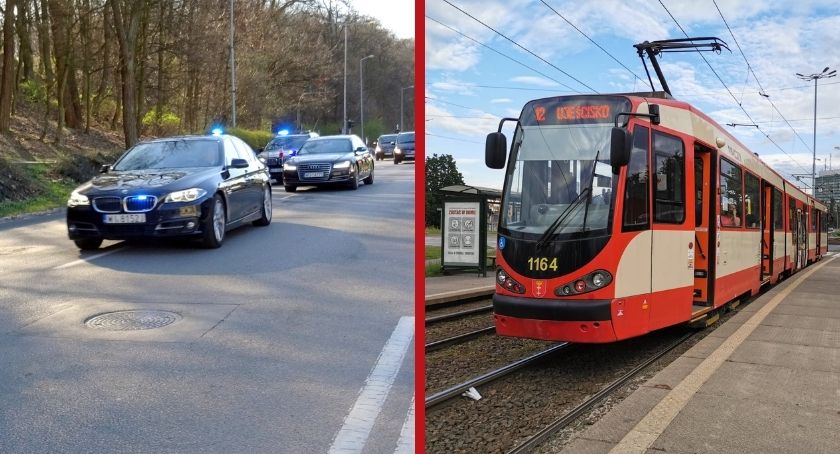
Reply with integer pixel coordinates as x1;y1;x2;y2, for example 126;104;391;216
66;133;272;250
258;130;318;182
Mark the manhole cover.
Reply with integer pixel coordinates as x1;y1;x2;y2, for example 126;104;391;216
84;310;182;331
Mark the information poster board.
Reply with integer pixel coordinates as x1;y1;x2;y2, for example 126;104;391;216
443;201;481;267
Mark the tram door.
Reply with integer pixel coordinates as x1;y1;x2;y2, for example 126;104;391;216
693;144;716;306
761;183;774;280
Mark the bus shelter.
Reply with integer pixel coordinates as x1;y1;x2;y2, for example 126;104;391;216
439;184;502;276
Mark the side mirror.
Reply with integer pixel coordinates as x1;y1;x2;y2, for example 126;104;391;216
230;158;249;169
485;132;507;169
256;147;264;153
99;164;111;173
610;127;632;174
355;146;367;154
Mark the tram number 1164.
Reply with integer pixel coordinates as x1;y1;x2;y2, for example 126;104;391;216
527;257;558;272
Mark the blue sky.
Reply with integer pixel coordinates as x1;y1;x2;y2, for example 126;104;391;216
425;0;840;192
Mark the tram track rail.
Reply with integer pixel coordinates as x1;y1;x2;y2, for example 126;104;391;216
425;304;493;325
425;326;495;352
425;342;571;409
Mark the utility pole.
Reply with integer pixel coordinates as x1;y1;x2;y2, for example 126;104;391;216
797;67;836;195
359;54;374;144
400;85;414;132
342;26;347;134
229;0;236;128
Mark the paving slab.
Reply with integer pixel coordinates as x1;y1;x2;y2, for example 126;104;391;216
651;392;840;453
699;360;840;412
425;274;495;305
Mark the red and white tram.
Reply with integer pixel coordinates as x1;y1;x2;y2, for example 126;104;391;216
485;92;828;343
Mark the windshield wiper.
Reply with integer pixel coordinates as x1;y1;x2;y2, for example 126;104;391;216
535;186;591;250
581;149;600;233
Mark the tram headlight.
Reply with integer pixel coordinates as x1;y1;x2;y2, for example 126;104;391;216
592;272;606;287
555;270;612;296
496;268;507;285
574;280;586;292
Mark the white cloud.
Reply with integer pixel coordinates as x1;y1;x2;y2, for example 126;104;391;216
490;98;512;104
510;76;561;87
425;102;500;137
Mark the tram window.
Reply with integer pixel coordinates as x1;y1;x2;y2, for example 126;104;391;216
789;198;796;231
719;158;743;227
812;207;817;231
623;125;649;230
744;172;760;229
694;158;703;227
652;131;684;223
773;188;783;230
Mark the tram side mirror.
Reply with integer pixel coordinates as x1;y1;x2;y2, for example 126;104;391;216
485;132;507;169
610;127;632;174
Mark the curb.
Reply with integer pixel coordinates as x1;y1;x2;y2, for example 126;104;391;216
425;285;495;307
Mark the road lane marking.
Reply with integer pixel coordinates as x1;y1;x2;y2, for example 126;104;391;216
610;255;838;453
53;246;124;270
329;316;414;454
393;395;415;454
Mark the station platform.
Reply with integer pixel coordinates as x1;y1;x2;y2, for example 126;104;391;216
565;252;840;453
425;273;495;307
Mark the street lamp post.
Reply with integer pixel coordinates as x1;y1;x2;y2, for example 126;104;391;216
359;55;374;144
400;85;414;132
296;92;313;132
229;0;236;127
342;26;347;134
797;67;836;194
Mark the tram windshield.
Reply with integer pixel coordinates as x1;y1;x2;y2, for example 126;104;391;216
501;124;615;236
500;96;628;238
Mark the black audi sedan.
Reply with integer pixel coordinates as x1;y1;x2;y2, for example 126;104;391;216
281;135;374;192
66;135;272;250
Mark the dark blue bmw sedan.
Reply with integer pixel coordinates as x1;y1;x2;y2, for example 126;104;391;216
66;135;272;250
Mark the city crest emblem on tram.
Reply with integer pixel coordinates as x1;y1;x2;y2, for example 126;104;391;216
533;280;546;297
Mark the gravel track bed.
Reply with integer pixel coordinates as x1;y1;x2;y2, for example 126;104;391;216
426;312;495;345
425;299;492;318
425;325;693;453
426;333;553;393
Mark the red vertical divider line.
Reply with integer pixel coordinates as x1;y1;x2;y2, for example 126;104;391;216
414;0;426;451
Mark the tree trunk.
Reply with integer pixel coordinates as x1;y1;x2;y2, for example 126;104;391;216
0;0;17;132
111;0;139;148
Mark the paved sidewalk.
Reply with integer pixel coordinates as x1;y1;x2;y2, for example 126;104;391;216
565;253;840;453
425;273;495;306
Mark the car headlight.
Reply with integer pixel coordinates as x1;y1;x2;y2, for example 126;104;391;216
333;160;351;169
284;163;297;171
395;146;402;154
375;144;381;152
164;188;207;203
67;191;89;207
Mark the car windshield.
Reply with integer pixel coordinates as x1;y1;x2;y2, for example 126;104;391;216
378;135;397;144
113;140;222;170
397;133;414;144
265;136;310;152
297;139;352;155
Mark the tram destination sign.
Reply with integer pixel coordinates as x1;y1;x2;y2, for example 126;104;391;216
520;96;631;126
443;201;481;267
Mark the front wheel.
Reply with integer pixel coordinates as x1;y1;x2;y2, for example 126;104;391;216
348;168;360;190
74;238;103;250
393;156;400;164
201;194;226;248
363;166;374;185
253;186;272;226
284;185;297;192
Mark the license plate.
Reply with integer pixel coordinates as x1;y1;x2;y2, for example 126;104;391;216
270;167;282;171
103;213;146;224
304;172;324;178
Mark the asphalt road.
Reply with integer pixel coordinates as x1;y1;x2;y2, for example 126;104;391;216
0;162;415;452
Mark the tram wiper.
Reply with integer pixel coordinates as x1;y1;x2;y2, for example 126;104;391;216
535;186;591;250
581;150;600;233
